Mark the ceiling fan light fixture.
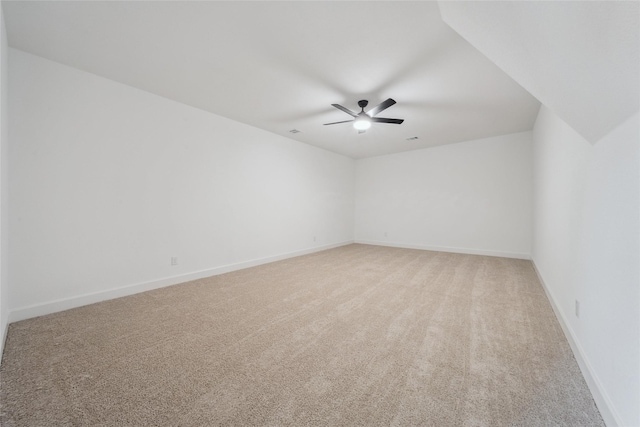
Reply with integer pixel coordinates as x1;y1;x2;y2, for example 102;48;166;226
353;116;371;130
324;98;403;131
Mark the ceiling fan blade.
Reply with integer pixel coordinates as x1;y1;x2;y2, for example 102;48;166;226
323;120;354;126
331;104;358;117
366;98;396;117
371;117;404;124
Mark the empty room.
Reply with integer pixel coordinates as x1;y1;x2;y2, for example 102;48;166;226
0;1;638;426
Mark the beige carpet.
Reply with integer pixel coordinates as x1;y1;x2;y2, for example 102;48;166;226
0;244;603;426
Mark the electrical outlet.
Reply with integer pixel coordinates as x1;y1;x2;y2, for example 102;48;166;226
575;300;580;318
384;231;388;238
313;236;316;242
171;257;178;266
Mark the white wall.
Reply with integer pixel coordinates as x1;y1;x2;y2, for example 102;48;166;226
0;4;9;355
8;49;354;319
355;132;532;259
532;105;639;427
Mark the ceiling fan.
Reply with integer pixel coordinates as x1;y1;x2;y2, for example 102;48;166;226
324;98;404;133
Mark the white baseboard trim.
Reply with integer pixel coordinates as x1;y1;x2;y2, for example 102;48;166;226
354;239;530;260
0;315;8;360
531;260;621;427
8;241;353;324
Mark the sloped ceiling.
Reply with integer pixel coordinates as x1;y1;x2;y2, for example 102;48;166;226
439;1;640;144
3;1;540;159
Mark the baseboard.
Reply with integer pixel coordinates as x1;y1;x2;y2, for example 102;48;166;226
531;260;621;427
355;239;530;260
8;241;353;324
0;314;8;361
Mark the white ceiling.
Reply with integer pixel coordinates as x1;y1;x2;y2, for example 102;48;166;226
439;1;640;145
3;1;542;159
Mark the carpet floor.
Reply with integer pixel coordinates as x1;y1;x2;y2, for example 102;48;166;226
0;244;603;426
